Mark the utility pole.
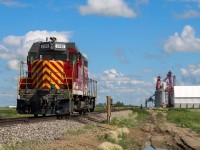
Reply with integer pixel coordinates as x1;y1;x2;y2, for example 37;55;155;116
106;96;112;124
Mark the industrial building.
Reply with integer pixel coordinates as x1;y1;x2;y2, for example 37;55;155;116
154;71;175;107
174;86;200;108
146;71;200;108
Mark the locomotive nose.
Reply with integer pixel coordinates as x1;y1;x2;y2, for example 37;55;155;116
31;59;64;90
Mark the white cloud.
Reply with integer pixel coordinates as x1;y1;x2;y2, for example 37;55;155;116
180;64;200;84
182;0;200;2
79;0;136;18
0;85;17;106
164;25;200;52
0;30;72;70
113;49;129;64
176;10;200;19
91;69;154;105
135;0;149;5
0;0;27;7
7;60;18;70
5;76;18;83
182;0;200;7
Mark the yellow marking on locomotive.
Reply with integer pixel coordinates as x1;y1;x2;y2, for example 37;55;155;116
52;61;63;72
31;60;65;89
32;60;43;72
39;83;51;89
32;65;63;86
34;71;62;89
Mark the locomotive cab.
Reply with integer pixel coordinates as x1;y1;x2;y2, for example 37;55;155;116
17;38;97;117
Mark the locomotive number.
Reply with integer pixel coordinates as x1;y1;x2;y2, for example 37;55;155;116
41;44;49;49
55;44;66;49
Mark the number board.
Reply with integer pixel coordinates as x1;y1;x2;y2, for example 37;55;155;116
41;44;49;49
55;44;66;49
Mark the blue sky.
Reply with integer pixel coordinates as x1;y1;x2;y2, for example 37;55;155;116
0;0;200;106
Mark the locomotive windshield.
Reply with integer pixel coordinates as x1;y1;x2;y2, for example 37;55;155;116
29;52;67;64
41;53;67;61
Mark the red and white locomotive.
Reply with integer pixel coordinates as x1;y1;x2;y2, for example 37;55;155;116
17;37;97;117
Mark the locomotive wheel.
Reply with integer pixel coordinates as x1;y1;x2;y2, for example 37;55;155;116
34;114;38;117
90;108;94;112
79;111;83;115
65;113;70;119
83;110;86;114
57;115;61;119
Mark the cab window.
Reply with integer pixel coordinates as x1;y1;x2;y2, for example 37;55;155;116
40;53;67;61
84;59;88;67
78;53;82;60
69;53;77;64
30;52;37;64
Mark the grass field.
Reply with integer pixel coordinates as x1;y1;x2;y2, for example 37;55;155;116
111;107;150;128
167;108;200;133
0;106;131;119
94;106;132;113
0;107;31;118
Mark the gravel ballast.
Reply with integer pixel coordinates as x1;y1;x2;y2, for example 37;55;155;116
0;110;132;144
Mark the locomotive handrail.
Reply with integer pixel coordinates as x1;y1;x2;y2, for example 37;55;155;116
63;73;73;100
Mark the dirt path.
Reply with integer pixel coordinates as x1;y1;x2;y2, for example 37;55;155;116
141;109;200;150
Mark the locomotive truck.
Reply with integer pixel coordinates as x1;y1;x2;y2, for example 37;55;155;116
17;37;97;117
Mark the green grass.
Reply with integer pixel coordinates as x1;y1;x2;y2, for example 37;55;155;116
111;107;150;128
98;130;129;149
98;107;150;149
153;108;168;113
156;112;163;122
111;116;136;128
94;106;132;113
0;107;32;118
167;108;200;133
62;124;94;136
118;133;129;149
94;106;107;112
3;140;40;150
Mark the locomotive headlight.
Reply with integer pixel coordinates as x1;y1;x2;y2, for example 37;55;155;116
19;91;24;94
51;84;55;89
25;90;30;94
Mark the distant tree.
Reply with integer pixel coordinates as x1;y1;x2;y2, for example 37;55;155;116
96;103;106;107
114;101;124;107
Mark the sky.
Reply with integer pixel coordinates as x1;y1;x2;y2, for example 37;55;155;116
0;0;200;106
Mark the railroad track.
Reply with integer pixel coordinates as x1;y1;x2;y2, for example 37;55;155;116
0;107;132;127
71;113;104;125
0;115;57;127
